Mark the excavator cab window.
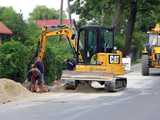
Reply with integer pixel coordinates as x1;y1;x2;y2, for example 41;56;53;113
100;28;114;52
148;33;160;46
78;27;97;64
77;26;114;64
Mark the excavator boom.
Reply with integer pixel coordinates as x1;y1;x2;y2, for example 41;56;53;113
37;25;81;61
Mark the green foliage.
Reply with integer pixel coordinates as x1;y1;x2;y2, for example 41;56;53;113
0;41;30;83
29;5;66;21
71;0;160;60
43;46;56;84
43;37;73;85
136;0;160;32
71;0;114;25
132;31;146;60
0;7;17;27
24;22;41;46
48;37;74;61
115;33;125;50
0;6;27;43
0;5;71;84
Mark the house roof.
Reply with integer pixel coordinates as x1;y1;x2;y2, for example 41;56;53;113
36;19;75;28
0;22;13;35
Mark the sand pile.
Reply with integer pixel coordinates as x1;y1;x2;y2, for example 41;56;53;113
0;78;32;104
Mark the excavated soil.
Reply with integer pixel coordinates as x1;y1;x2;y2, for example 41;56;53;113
0;78;32;104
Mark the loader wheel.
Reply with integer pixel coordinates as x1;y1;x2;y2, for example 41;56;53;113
142;54;149;76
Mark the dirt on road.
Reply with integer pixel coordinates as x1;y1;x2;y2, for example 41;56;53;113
0;78;32;104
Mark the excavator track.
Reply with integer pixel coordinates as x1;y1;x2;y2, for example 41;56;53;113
61;70;127;92
64;80;78;90
104;77;127;92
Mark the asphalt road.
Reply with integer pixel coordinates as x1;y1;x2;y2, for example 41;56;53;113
1;64;160;120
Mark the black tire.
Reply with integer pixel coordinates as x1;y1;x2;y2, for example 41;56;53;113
142;54;149;76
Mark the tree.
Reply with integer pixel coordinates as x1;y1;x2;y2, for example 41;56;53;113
124;0;160;56
70;0;114;25
136;0;160;32
24;21;40;46
112;0;124;32
71;0;160;59
124;0;137;56
29;5;66;21
0;6;27;43
0;41;30;82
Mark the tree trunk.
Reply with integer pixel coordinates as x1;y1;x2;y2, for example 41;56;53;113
125;0;137;56
112;0;123;32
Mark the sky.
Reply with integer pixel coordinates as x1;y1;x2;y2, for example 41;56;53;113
0;0;78;20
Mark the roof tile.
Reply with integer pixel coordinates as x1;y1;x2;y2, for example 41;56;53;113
36;19;75;28
0;22;13;35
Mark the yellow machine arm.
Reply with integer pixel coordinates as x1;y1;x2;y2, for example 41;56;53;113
37;25;79;61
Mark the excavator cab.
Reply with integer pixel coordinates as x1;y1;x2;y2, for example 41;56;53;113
148;32;160;46
62;25;127;91
77;26;114;64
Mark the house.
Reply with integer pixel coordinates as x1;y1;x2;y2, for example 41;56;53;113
36;19;76;28
0;21;13;45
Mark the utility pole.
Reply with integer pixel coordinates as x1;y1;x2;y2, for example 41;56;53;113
67;0;72;27
60;0;63;25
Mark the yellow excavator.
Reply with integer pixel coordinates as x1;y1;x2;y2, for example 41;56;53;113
28;25;127;92
142;24;160;75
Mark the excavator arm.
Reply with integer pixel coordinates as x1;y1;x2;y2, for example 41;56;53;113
27;25;81;92
37;25;79;61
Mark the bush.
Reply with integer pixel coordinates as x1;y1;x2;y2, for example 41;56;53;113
0;41;30;83
43;47;57;84
43;37;73;85
0;36;74;85
132;31;146;61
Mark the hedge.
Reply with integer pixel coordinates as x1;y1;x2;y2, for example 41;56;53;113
0;41;30;82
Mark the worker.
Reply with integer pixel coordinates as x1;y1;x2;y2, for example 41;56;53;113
27;57;45;92
34;57;45;84
27;66;42;92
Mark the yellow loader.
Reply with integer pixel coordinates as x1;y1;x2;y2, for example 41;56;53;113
142;24;160;75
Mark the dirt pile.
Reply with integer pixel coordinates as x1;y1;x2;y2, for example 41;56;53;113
0;78;32;104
